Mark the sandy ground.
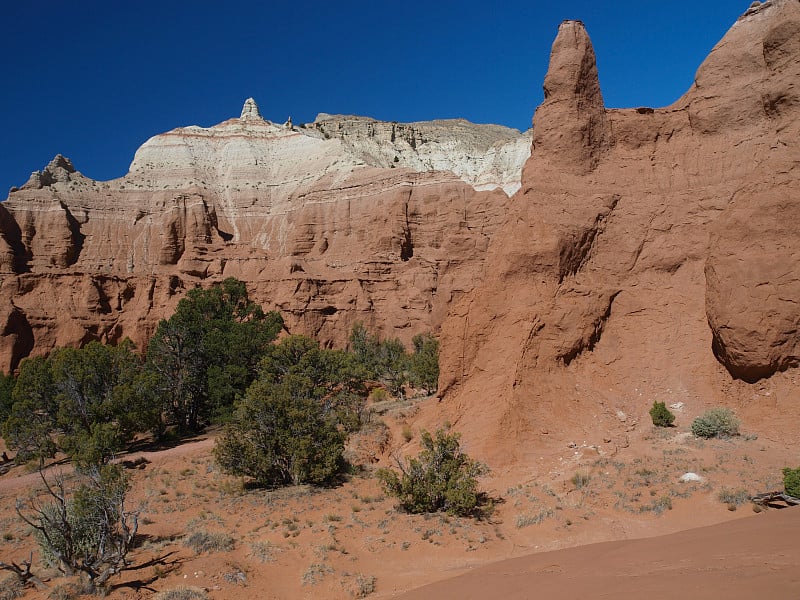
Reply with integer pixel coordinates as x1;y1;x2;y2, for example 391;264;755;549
0;399;798;599
397;506;800;599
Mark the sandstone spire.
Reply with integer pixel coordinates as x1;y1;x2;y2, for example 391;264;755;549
531;20;612;173
240;97;263;121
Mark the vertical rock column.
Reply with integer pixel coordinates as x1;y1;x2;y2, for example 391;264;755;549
531;20;612;174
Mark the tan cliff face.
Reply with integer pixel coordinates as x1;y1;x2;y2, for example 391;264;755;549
0;1;798;468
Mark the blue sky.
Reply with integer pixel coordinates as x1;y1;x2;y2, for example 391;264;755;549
1;1;748;194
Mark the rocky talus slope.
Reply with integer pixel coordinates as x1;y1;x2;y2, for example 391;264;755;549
0;102;528;371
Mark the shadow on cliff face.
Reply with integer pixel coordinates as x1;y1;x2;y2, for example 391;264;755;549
0;203;31;273
1;307;34;372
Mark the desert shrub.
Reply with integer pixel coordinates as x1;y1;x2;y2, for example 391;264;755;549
515;508;554;528
47;581;89;600
154;586;209;600
641;495;673;514
258;335;370;432
377;428;487;516
718;488;750;510
18;465;137;591
183;530;235;554
783;466;800;497
649;401;675;427
249;540;279;563
408;333;439;394
369;387;388;403
3;341;160;467
348;323;413;398
0;372;15;423
0;575;23;600
353;574;377;597
691;407;740;438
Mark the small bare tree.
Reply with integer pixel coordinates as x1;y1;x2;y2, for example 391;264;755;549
16;465;138;591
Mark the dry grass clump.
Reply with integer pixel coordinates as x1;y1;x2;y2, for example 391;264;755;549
183;529;235;554
353;573;377;597
718;488;750;510
0;575;23;600
47;582;88;600
154;586;209;600
515;508;555;528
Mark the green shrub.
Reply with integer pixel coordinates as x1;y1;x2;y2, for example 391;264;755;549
783;466;800;497
409;333;439;394
369;388;388;403
147;277;283;432
649;401;675;427
377;428;487;516
214;376;345;487
0;372;15;423
691;407;740;438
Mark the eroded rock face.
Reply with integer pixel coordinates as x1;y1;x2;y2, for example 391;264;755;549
0;1;798;464
429;0;800;463
706;189;800;382
0;103;516;371
532;20;611;174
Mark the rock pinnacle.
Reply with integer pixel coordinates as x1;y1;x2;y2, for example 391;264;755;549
531;19;612;173
240;98;263;121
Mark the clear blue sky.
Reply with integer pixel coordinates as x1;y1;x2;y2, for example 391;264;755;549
1;1;748;194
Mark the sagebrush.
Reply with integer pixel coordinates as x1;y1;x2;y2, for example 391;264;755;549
691;407;739;438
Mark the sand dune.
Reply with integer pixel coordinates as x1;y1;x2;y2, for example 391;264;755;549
398;507;800;599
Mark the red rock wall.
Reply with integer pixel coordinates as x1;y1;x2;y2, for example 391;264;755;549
430;0;800;463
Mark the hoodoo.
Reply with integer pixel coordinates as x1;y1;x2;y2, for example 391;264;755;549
240;97;264;121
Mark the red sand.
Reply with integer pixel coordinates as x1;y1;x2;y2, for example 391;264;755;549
398;507;800;599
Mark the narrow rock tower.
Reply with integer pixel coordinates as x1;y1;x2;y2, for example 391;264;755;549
240;97;263;121
531;20;612;173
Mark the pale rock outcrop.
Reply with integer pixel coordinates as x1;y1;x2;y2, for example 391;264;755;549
240;97;263;121
312;115;531;195
20;154;78;190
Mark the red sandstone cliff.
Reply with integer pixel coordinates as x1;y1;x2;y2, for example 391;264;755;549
0;111;524;371
430;0;800;463
0;2;798;461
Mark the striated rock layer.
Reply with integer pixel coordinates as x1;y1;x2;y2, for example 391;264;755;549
429;0;800;463
1;1;799;462
0;105;522;371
